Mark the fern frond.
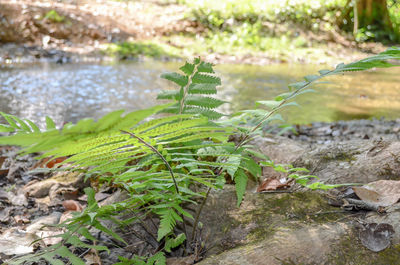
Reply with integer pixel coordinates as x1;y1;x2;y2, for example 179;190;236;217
185;95;226;109
157;208;182;241
188;83;217;95
161;72;188;87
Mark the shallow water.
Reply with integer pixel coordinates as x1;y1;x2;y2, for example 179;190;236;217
0;60;399;127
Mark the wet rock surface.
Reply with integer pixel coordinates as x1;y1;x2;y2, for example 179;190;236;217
198;120;400;264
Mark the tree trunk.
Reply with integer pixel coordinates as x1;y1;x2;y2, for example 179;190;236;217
355;0;392;30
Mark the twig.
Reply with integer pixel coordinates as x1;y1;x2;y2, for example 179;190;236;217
344;198;386;213
121;130;180;195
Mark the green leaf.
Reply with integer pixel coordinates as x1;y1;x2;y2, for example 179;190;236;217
0;124;15;132
25;119;41;133
185;95;226;109
161;72;188;87
304;75;320;82
46;116;56;129
57;246;86;265
179;62;195;75
157;208;180;241
192;73;221;85
147;252;166;265
188;83;217;94
256;100;282;109
1;112;20;129
165;233;186;252
234;169;247;206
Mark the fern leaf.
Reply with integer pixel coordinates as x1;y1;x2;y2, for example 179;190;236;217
46;116;56;129
185;95;226;109
156;90;181;100
234;168;247;206
165;233;186;252
146;252;166;265
157;208;181;241
184;107;224;120
188;83;217;94
0;124;15;132
192;73;221;85
161;72;188;87
0;112;20;130
57;246;86;265
197;61;215;73
179;61;195;75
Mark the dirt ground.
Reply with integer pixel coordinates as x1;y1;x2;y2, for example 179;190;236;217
0;0;387;64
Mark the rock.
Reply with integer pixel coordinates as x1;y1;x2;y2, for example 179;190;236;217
0;228;38;256
199;223;349;265
26;212;62;233
23;171;86;199
294;140;400;184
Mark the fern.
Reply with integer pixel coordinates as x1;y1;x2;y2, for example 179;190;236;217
2;49;400;265
157;58;225;119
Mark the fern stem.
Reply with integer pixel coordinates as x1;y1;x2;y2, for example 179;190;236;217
179;61;199;115
128;208;159;244
121;130;190;245
121;130;180;195
191;186;211;242
235;69;335;150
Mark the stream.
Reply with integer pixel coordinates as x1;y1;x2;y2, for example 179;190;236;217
0;60;399;127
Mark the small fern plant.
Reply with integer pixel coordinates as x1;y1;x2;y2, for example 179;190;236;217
157;57;226;119
1;47;399;264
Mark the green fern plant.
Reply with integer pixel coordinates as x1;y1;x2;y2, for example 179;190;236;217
157;57;226;119
1;47;399;265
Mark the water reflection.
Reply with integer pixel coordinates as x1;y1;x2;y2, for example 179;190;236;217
0;61;399;127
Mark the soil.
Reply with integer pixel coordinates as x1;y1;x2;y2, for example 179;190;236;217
0;0;388;65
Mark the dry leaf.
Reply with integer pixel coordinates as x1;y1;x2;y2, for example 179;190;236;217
84;249;102;265
62;200;84;212
353;180;400;207
257;178;290;192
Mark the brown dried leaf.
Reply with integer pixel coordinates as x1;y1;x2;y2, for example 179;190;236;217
257;178;290;192
353;180;400;207
62;200;83;212
84;249;102;265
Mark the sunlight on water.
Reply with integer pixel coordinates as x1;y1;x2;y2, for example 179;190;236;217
0;61;399;127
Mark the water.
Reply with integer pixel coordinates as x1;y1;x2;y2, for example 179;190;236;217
0;60;399;127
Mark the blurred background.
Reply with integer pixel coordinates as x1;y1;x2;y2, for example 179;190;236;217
0;0;399;126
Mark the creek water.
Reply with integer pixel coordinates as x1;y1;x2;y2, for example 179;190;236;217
0;60;399;127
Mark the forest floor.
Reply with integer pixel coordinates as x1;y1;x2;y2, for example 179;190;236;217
0;0;390;65
1;118;400;264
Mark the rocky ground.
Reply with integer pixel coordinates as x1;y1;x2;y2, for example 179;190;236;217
1;118;400;264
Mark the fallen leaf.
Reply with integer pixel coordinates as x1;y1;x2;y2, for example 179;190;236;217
0;156;6;167
62;200;83;212
257;177;290;192
32;156;68;169
84;249;102;265
353;180;400;207
359;223;395;252
14;215;30;224
0;169;9;177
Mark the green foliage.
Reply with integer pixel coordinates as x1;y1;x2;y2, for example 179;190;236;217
43;10;66;23
104;41;180;59
157;58;226;119
2;49;400;264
